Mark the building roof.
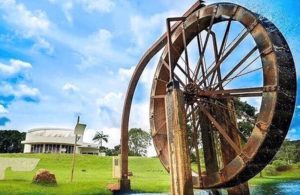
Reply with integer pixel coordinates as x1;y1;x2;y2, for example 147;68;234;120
22;128;78;145
28;128;74;137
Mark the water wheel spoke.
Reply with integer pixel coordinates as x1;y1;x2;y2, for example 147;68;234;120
199;105;241;154
207;100;249;143
182;24;191;84
170;44;196;79
195;34;208;87
222;67;262;88
198;28;250;87
197;26;245;86
162;59;186;87
218;19;232;58
198;99;233;113
213;46;258;90
209;31;220;88
176;63;193;82
186;104;200;119
197;87;264;99
194;9;216;82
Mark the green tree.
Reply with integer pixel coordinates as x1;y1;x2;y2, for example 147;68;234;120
0;130;26;153
102;145;120;156
237;120;254;138
234;99;256;118
275;139;297;164
92;131;109;151
128;128;151;156
234;98;256;138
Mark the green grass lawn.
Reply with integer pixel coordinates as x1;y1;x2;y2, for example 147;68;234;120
0;153;170;195
0;153;299;194
250;164;300;186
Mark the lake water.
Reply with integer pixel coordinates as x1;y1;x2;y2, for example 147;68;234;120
250;181;300;195
127;181;300;194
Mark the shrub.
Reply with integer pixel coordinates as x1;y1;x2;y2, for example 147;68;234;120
272;160;285;167
276;165;293;172
272;160;292;172
264;165;278;176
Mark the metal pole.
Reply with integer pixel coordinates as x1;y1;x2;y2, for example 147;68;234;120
70;116;80;182
166;18;174;81
70;134;77;182
166;17;186;83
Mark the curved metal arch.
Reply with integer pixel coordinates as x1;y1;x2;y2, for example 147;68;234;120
119;0;204;182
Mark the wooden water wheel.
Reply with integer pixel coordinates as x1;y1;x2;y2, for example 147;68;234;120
119;1;296;191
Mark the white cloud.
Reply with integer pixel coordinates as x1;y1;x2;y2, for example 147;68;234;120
48;0;114;23
32;38;54;55
77;29;115;68
0;1;128;67
129;13;166;53
79;0;115;13
0;0;53;54
96;92;123;127
0;0;50;37
63;83;79;94
77;29;128;69
14;84;40;99
0;104;8;114
130;101;150;130
97;92;122;106
118;66;135;81
127;2;195;53
0;59;32;76
0;83;40;102
62;1;73;23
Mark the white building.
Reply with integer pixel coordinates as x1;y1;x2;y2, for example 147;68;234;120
21;128;99;155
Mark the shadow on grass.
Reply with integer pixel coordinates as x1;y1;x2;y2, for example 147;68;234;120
32;182;58;187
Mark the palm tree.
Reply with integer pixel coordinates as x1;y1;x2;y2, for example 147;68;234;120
92;131;109;152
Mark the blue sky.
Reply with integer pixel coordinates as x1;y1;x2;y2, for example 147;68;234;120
0;0;299;152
